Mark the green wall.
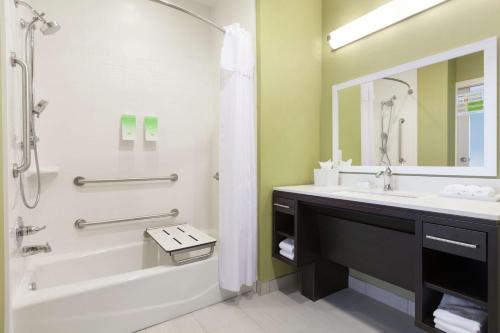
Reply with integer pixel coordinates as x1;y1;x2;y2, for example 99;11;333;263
417;61;456;166
338;86;361;165
256;0;323;281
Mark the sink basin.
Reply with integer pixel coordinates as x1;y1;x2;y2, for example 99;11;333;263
336;189;426;199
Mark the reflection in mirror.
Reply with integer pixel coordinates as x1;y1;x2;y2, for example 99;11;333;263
338;51;484;168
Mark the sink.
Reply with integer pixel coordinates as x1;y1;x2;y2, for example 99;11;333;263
336;188;427;199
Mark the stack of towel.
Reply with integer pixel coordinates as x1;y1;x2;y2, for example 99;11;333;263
433;294;487;333
279;238;294;260
442;184;496;199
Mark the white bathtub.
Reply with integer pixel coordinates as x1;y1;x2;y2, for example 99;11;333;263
13;240;231;333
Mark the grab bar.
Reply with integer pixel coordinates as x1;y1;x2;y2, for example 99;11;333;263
11;52;31;178
75;209;180;229
398;118;405;165
74;174;179;186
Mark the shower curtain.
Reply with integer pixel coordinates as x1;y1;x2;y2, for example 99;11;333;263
218;23;257;292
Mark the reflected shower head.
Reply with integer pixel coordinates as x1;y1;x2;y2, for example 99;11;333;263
41;21;61;35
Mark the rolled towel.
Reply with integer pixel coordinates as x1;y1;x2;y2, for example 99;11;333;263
433;295;487;332
279;249;294;260
443;184;467;195
279;238;295;253
473;186;495;198
434;319;475;333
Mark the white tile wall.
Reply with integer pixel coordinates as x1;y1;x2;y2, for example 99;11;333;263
349;276;415;317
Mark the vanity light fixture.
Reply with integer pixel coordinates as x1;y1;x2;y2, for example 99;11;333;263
327;0;448;50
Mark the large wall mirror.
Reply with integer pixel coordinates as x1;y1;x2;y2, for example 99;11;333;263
333;38;497;176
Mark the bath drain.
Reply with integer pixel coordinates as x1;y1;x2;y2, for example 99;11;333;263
28;282;37;291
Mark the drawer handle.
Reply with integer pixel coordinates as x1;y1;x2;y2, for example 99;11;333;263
425;235;478;249
274;203;291;209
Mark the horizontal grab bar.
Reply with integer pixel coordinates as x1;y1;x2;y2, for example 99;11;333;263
73;174;179;186
75;209;180;229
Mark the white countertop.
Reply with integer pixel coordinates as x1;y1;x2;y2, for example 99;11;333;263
274;185;500;222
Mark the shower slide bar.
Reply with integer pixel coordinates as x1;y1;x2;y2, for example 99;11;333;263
10;53;31;178
73;174;179;186
75;209;180;229
398;118;406;165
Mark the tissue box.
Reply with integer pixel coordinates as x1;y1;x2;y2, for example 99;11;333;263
314;169;339;186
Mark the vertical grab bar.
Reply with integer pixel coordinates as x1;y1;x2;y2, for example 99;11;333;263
11;52;31;178
398;118;405;165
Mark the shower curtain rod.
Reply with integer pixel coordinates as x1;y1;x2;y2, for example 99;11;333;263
149;0;226;33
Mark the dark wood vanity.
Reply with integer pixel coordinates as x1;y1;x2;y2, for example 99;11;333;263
272;189;500;333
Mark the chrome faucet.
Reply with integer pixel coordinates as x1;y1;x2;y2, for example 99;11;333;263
21;243;52;256
376;162;393;191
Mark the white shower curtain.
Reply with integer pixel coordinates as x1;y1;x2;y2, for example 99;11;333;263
218;23;257;292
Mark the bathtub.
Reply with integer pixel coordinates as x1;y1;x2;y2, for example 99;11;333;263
13;240;231;333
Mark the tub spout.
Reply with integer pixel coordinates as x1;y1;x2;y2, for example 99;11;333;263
22;242;52;256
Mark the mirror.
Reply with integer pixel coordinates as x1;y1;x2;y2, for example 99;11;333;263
333;38;497;176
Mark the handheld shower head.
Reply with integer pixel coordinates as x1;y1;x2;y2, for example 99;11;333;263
15;0;61;35
41;21;61;35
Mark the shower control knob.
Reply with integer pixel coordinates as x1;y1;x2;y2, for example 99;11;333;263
16;224;47;237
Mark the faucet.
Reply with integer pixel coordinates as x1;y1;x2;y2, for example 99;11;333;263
21;243;52;256
376;161;393;191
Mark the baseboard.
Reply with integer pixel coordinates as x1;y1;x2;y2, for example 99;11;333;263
256;273;299;295
349;276;415;317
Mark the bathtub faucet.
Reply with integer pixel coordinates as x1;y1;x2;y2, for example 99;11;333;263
22;242;52;256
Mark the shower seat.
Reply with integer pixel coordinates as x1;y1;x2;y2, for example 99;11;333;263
146;225;216;265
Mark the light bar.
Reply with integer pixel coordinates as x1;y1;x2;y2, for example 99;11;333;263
328;0;448;50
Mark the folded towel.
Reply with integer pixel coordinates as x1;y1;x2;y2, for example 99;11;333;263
435;319;475;333
433;295;487;332
279;238;295;253
279;249;294;260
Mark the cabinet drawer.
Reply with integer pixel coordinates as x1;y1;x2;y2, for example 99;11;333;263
273;197;295;215
423;223;486;262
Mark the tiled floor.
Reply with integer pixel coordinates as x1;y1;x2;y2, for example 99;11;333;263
138;288;425;333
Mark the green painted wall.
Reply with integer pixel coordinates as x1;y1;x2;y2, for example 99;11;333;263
456;51;484;82
256;0;323;281
417;61;455;166
338;86;361;165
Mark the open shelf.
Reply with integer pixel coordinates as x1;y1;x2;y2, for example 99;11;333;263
424;281;487;308
423;248;487;304
277;229;294;239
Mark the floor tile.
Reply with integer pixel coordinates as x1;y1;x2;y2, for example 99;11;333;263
142;289;425;333
192;298;249;332
213;316;266;333
145;314;205;333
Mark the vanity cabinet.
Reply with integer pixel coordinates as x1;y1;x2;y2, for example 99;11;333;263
272;190;500;333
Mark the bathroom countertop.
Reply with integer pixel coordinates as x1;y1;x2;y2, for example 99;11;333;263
274;185;500;222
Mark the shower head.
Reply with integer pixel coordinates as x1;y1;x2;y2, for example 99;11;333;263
15;0;61;35
41;21;61;35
